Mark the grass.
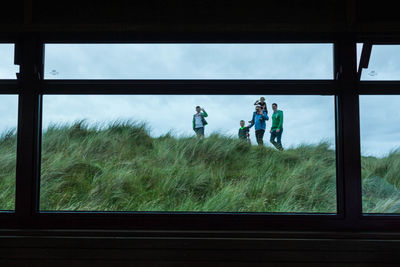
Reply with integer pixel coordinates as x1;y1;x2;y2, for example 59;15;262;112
0;120;399;213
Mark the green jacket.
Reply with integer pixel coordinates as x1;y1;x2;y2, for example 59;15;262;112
192;111;208;130
271;110;283;130
238;126;250;140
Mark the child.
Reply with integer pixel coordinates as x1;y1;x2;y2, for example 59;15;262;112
238;120;251;144
254;97;268;114
249;97;268;124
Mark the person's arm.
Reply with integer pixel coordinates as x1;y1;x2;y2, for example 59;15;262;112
192;116;195;130
249;111;255;124
262;111;269;121
202;109;208;117
278;110;283;128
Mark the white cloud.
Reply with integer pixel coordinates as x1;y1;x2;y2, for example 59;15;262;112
44;44;333;79
0;44;399;157
0;44;19;79
0;95;18;134
42;95;336;150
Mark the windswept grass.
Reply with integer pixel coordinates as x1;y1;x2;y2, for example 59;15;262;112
0;121;399;213
0;128;17;210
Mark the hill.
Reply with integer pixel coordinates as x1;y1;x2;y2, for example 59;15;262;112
1;121;399;213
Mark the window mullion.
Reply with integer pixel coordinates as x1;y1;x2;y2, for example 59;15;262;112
336;40;362;226
15;36;43;226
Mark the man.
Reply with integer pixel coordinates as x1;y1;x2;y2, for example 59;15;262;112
249;97;268;125
249;106;269;145
270;103;284;151
238;120;251;144
192;106;208;138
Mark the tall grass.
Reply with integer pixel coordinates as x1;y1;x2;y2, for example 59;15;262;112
0;129;17;210
1;121;399;213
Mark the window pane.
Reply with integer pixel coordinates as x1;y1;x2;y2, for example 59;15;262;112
361;95;400;213
40;94;337;212
360;45;400;80
0;44;18;79
0;95;18;210
44;44;333;79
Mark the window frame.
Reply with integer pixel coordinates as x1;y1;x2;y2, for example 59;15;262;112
39;40;345;230
0;41;18;218
3;35;399;231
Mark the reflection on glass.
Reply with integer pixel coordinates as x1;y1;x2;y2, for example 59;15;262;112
0;95;18;210
44;44;333;79
40;95;336;212
361;95;400;213
0;44;18;79
360;45;400;80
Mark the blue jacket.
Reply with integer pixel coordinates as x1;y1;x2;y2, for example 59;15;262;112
249;111;269;131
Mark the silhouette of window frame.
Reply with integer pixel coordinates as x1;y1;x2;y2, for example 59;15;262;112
1;35;399;231
0;42;18;213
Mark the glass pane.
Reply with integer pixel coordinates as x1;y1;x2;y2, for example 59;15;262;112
0;95;18;210
0;44;18;79
44;44;333;79
360;45;400;80
40;94;337;212
361;95;400;213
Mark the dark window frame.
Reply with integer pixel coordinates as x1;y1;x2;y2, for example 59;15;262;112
0;41;18;219
0;35;399;231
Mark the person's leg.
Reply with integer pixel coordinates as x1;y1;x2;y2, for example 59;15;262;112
270;130;278;148
200;127;205;138
259;129;265;145
276;129;283;150
256;130;264;145
255;130;261;145
196;127;204;139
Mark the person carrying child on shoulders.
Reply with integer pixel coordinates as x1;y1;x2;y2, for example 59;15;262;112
249;97;268;125
249;105;269;146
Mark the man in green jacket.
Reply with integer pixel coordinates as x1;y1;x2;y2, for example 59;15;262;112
193;106;208;138
270;103;284;151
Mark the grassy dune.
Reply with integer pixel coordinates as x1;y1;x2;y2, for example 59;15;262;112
0;121;399;213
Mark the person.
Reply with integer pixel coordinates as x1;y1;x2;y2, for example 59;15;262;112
249;106;269;145
270;103;284;151
249;97;268;124
254;97;268;113
192;106;208;138
238;120;251;144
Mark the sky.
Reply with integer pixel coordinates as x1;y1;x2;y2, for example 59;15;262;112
0;43;399;157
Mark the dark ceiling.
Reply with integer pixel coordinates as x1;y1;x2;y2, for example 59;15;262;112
0;1;399;39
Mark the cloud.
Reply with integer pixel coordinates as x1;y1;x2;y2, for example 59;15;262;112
360;95;400;156
361;45;400;80
0;44;19;79
42;95;336;150
44;44;333;79
0;95;18;133
0;44;399;158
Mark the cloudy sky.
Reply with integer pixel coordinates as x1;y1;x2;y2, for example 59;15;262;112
0;44;399;157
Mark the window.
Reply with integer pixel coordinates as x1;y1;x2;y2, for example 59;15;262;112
0;44;18;79
360;95;400;213
360;45;400;80
40;94;337;212
44;44;333;79
7;39;397;230
0;44;18;211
